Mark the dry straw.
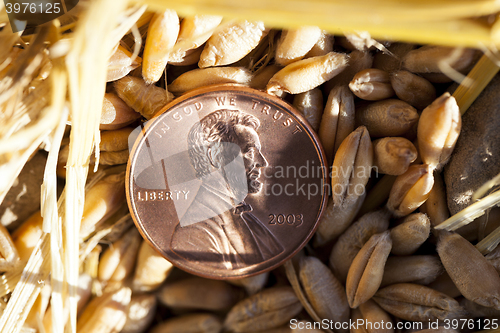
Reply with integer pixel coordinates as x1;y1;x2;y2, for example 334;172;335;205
139;0;500;48
0;1;145;332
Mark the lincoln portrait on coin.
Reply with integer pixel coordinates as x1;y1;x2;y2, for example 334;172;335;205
170;109;284;269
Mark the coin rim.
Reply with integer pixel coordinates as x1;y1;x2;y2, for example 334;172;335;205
126;84;328;279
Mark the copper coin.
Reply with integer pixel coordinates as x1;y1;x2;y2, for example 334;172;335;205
126;84;327;279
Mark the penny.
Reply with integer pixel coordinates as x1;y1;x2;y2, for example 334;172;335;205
126;84;328;279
